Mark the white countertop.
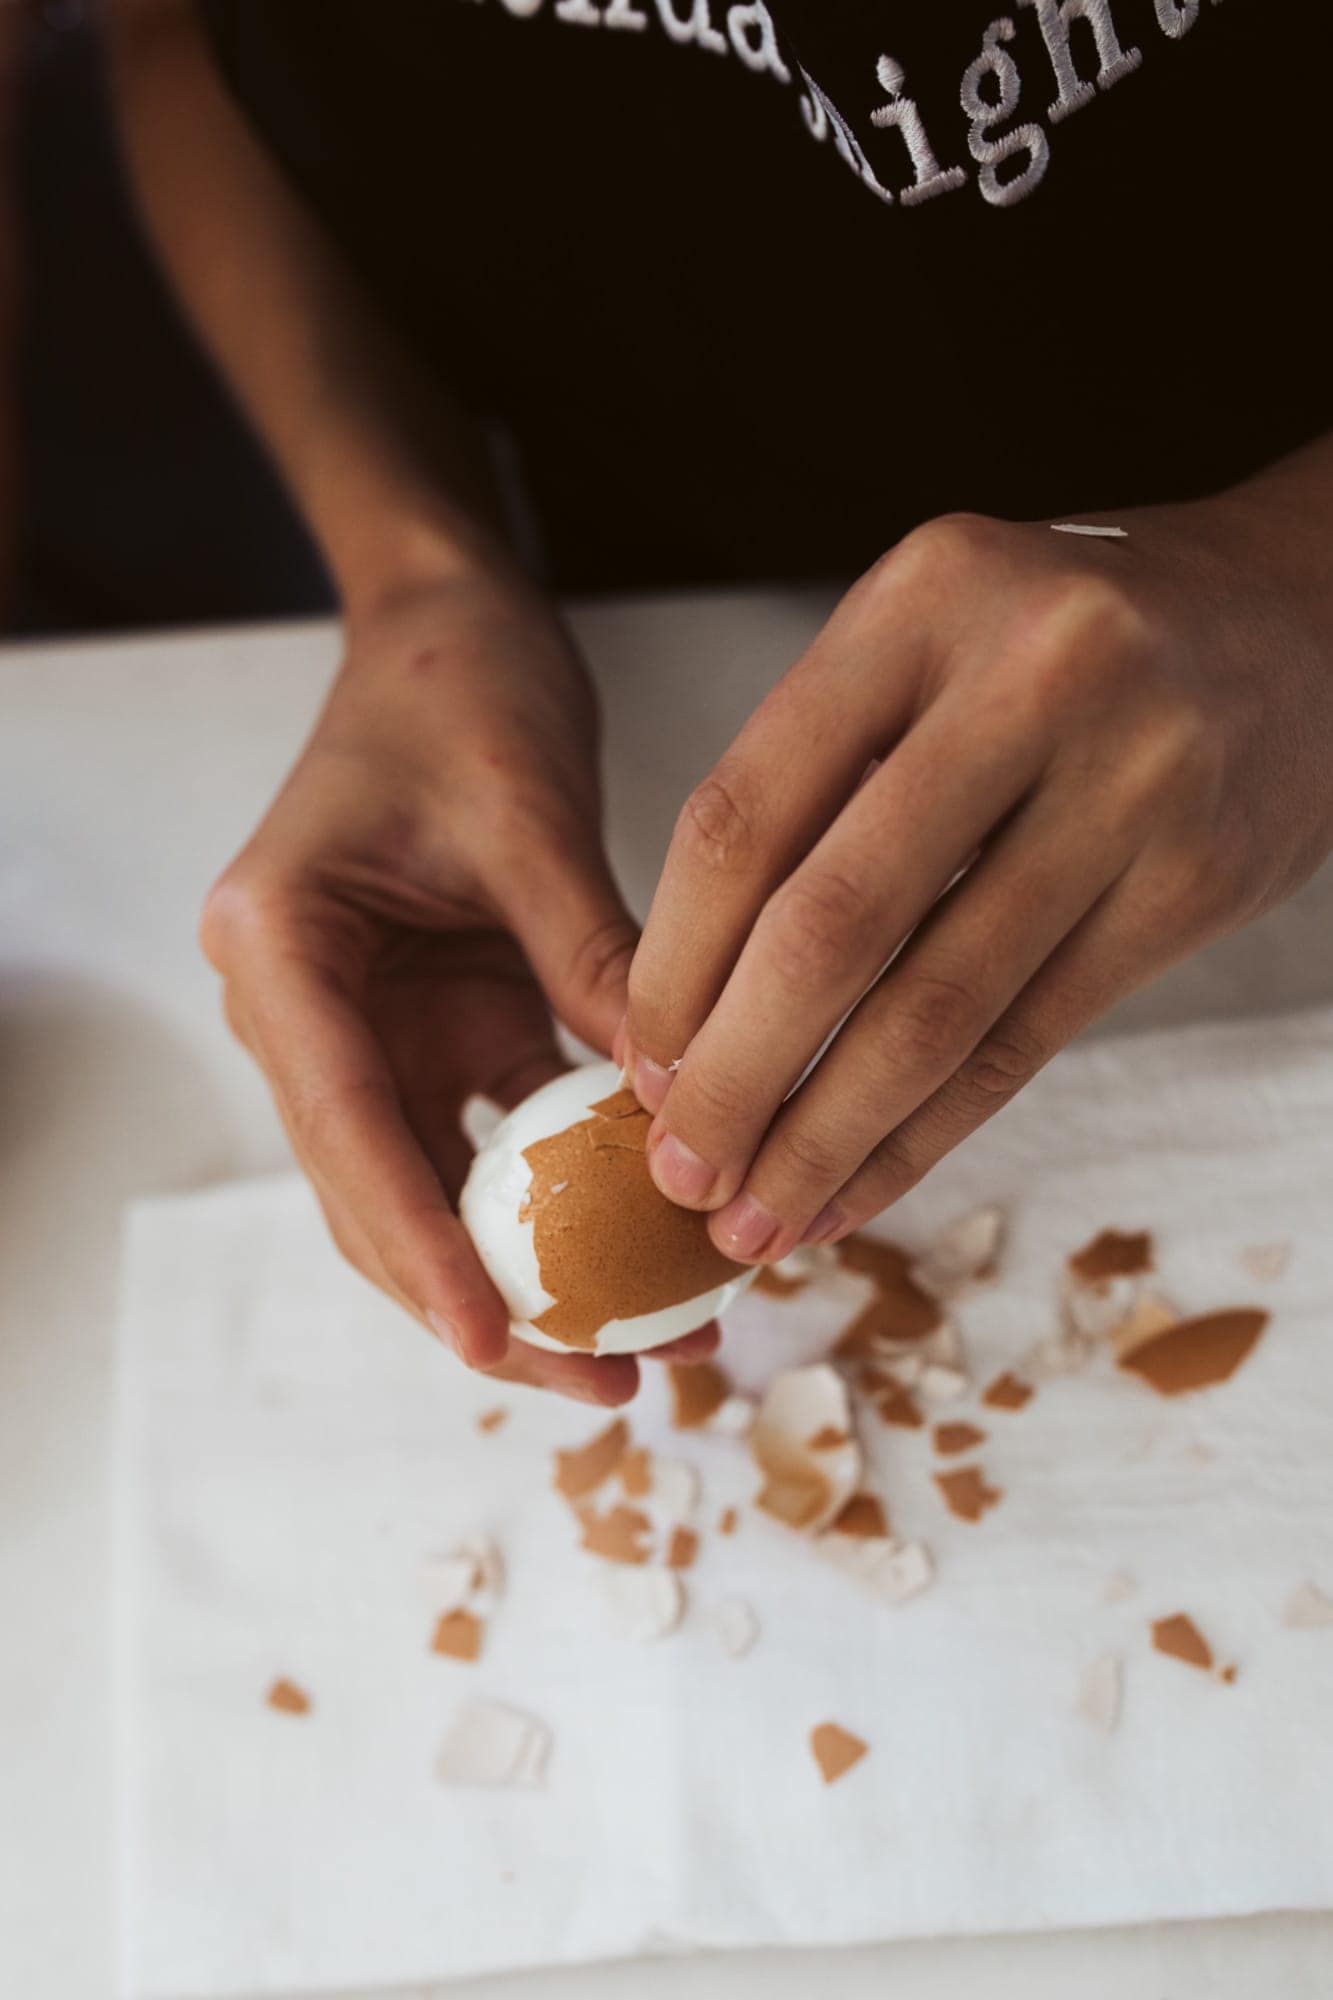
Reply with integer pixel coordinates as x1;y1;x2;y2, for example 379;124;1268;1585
3;595;1332;2000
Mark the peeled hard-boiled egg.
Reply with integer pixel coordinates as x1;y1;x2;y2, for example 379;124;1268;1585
459;1061;755;1356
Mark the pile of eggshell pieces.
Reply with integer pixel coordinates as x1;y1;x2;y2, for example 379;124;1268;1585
397;1209;1290;1787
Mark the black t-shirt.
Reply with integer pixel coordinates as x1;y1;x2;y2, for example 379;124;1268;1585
202;1;1331;591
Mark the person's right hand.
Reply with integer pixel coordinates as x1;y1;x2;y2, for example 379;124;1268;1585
201;561;714;1405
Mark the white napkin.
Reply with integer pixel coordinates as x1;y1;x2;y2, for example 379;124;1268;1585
118;1007;1333;2000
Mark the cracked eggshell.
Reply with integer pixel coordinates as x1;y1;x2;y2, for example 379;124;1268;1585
459;1061;755;1356
752;1364;861;1533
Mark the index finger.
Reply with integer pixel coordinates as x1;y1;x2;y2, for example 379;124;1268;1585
624;553;941;1107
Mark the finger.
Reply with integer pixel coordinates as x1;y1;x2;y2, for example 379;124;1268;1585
237;940;511;1369
647;678;1052;1216
312;1172;640;1402
647;1321;721;1363
624;552;956;1106
704;775;1134;1258
494;827;640;1055
804;867;1186;1236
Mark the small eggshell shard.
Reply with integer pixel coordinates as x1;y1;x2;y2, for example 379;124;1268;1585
618;1447;653;1499
828;1492;890;1539
553;1417;629;1502
934;1465;1003;1523
1051;522;1128;539
819;1531;934;1606
1116;1307;1269;1397
1077;1653;1123;1736
1106;1292;1180;1360
420;1536;504;1616
1068;1228;1154;1285
752;1365;861;1533
266;1677;311;1717
810;1721;869;1785
718;1507;739;1536
918;1361;970;1406
475;1407;508;1434
932;1421;987;1457
431;1608;484;1662
753;1245;841;1298
912;1205;1005;1297
835;1235;943;1349
711;1597;760;1659
877;1383;925;1430
579;1504;654;1565
668;1360;732;1429
1023;1327;1096;1380
1239;1241;1291;1282
705;1393;757;1439
436;1699;551;1790
1150;1612;1214;1672
599;1566;686;1642
666;1526;700;1570
982;1371;1034;1412
459;1062;754;1356
1283;1582;1333;1629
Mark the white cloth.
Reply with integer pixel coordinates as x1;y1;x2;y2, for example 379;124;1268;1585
118;1007;1333;1999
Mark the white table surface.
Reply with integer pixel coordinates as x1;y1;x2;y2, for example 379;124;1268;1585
3;594;1333;2000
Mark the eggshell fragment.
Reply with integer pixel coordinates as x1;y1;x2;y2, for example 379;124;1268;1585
266;1678;311;1717
718;1507;739;1536
1077;1654;1123;1736
1150;1613;1215;1672
810;1721;869;1784
553;1418;629;1502
598;1566;686;1642
918;1362;970;1406
711;1597;760;1659
667;1360;732;1429
1283;1582;1333;1629
982;1371;1034;1412
752;1365;861;1533
1239;1242;1291;1282
1116;1308;1269;1397
579;1504;653;1565
934;1465;1003;1523
820;1533;934;1606
877;1383;925;1430
436;1700;551;1790
828;1492;890;1539
932;1421;987;1457
666;1526;700;1570
706;1393;758;1439
912;1205;1005;1297
475;1407;508;1434
1068;1228;1154;1284
431;1609;484;1662
835;1235;943;1348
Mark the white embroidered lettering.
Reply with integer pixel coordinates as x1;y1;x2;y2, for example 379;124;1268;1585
961;17;1049;207
725;3;791;84
1152;0;1199;35
603;0;650;25
869;54;966;206
653;0;728;53
554;0;602;21
497;0;547;16
1016;0;1142;122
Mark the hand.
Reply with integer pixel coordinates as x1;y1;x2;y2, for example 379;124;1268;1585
202;563;715;1402
623;489;1333;1262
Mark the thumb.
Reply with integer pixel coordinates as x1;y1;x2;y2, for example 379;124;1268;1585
495;830;639;1056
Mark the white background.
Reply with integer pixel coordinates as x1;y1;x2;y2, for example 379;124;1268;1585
4;593;1333;1998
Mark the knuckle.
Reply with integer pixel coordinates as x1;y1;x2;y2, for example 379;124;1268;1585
198;866;271;973
767;1118;847;1189
888;511;1000;588
859;1130;922;1208
564;912;638;1002
1018;578;1157;711
952;1016;1050;1107
675;1060;754;1133
886;972;985;1075
674;765;760;877
761;867;875;990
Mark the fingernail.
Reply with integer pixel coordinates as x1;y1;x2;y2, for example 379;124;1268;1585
633;1052;673;1114
649;1130;717;1205
612;1017;629;1070
713;1193;781;1260
800;1201;846;1246
427;1310;462;1356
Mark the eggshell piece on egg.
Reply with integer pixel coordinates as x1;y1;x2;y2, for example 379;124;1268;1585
460;1064;755;1356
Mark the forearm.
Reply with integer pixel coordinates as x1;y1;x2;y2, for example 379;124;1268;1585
109;0;505;606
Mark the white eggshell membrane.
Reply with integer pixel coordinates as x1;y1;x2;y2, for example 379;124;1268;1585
459;1060;755;1357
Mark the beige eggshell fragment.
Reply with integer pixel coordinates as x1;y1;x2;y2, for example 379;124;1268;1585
1239;1242;1291;1282
598;1566;686;1642
705;1393;758;1439
579;1504;653;1565
718;1506;739;1536
820;1532;934;1606
1077;1653;1123;1736
266;1678;311;1717
1068;1228;1155;1284
828;1492;891;1539
912;1205;1005;1297
877;1383;925;1430
810;1721;869;1785
752;1365;861;1533
835;1235;943;1350
934;1465;1003;1523
619;1447;653;1499
1151;1612;1220;1673
933;1421;987;1457
1023;1327;1096;1380
436;1699;551;1790
1283;1582;1333;1629
918;1362;970;1406
1106;1292;1181;1360
982;1371;1034;1412
420;1536;504;1616
711;1597;760;1659
475;1406;508;1434
666;1526;700;1570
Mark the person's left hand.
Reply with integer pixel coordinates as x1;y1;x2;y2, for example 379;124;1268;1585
621;489;1333;1263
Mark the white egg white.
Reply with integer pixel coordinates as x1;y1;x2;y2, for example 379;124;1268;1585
459;1060;754;1356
